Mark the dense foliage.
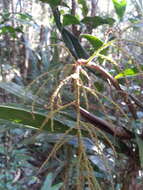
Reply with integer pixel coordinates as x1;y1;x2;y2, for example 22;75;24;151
0;0;143;189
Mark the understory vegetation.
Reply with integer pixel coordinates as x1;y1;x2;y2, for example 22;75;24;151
0;0;143;189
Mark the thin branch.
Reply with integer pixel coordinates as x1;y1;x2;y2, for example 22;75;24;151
79;106;134;139
78;59;138;119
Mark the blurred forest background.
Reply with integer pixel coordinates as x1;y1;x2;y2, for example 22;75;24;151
0;0;143;189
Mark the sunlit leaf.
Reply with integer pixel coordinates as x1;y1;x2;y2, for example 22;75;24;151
0;25;22;38
80;34;108;62
63;14;80;26
81;16;115;28
112;0;127;20
81;34;103;50
0;25;15;34
115;68;138;79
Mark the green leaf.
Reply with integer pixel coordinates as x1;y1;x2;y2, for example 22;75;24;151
115;68;138;79
17;13;32;20
112;0;127;20
94;81;104;92
0;104;90;138
51;183;63;190
61;28;89;59
0;82;44;105
41;173;53;190
0;145;5;154
39;0;62;7
0;104;72;131
77;0;88;16
81;34;103;51
41;173;63;190
136;135;143;168
80;34;108;63
0;25;15;33
81;16;115;29
0;25;22;38
2;12;11;20
63;14;80;26
52;8;89;59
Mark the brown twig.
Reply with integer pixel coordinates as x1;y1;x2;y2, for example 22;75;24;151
77;59;137;119
79;106;134;139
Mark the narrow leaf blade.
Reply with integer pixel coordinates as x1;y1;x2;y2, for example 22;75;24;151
0;82;44;104
41;173;53;190
81;16;115;29
112;0;127;20
115;68;138;79
81;34;103;50
63;14;80;26
136;135;143;168
0;104;79;135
